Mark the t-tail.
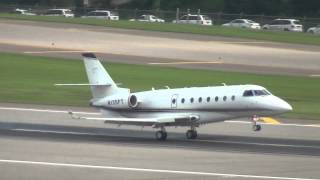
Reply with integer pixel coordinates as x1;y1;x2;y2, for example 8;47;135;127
82;53;120;100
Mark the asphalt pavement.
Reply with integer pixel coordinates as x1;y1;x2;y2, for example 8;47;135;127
0;103;319;180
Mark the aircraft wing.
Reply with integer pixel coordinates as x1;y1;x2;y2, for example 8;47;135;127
68;112;198;126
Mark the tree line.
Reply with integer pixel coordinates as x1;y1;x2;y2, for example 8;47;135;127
2;0;320;17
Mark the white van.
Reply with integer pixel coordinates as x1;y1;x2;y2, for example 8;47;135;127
81;10;119;20
173;14;212;26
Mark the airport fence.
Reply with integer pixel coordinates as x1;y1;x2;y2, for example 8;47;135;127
1;4;320;30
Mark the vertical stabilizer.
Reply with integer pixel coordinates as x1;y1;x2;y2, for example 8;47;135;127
82;53;118;99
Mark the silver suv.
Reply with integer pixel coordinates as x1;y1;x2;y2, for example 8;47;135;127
262;19;303;32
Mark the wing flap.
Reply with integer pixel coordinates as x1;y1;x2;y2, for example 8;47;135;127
68;112;198;126
83;117;175;123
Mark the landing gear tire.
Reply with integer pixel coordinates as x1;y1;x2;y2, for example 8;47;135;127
252;124;262;131
186;130;198;139
155;131;167;141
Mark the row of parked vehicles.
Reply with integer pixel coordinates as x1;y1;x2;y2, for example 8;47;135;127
13;8;320;35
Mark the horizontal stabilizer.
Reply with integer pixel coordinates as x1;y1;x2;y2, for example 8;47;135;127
82;53;97;59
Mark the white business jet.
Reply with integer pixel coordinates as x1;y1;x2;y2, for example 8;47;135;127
57;53;292;140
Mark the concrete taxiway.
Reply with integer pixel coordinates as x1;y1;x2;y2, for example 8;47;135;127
0;103;320;180
1;19;320;76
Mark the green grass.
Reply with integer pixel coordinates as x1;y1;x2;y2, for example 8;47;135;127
1;13;320;46
0;52;319;120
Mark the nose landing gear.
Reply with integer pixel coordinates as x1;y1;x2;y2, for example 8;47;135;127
252;115;262;131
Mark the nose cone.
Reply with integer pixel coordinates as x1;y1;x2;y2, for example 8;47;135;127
279;99;293;112
273;97;293;113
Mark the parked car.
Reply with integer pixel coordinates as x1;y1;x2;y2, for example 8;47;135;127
45;9;74;18
173;14;212;26
262;19;303;32
222;19;260;29
13;8;36;15
307;25;320;35
81;10;119;20
129;15;164;23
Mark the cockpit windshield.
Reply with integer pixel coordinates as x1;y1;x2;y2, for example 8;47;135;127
243;89;270;97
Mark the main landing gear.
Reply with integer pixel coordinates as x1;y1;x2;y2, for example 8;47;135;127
155;126;167;141
155;126;199;140
186;126;198;139
252;115;262;131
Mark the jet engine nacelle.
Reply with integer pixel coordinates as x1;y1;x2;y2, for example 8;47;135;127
128;94;140;108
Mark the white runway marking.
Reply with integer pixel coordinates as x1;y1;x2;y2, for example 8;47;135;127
0;106;319;128
0;159;318;180
11;128;320;150
23;50;98;54
309;74;320;77
13;129;98;136
221;41;269;44
0;107;100;115
193;139;320;149
148;61;223;65
225;120;320;128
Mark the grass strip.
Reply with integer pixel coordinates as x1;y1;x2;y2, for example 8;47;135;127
0;52;319;120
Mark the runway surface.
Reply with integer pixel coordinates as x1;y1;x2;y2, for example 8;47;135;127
1;19;320;76
1;19;320;179
0;103;320;180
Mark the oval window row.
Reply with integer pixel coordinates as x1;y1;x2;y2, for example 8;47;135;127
179;95;235;104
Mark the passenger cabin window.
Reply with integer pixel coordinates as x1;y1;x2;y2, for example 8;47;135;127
231;95;235;101
223;96;227;101
190;98;194;103
215;96;219;102
207;97;210;102
181;98;185;103
198;97;202;103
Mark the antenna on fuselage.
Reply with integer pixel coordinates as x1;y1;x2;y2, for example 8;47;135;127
222;83;227;86
165;86;170;89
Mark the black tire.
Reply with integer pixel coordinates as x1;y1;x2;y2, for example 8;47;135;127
162;132;167;140
192;130;198;139
186;130;198;139
186;130;193;139
253;124;262;131
155;131;167;141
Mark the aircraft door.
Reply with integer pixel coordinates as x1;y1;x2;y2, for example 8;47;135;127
171;94;178;108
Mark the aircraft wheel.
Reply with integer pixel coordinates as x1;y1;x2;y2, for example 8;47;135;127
252;124;262;131
155;131;167;141
186;130;197;139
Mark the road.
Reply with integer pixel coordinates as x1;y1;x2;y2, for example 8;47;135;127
0;103;320;180
1;19;320;76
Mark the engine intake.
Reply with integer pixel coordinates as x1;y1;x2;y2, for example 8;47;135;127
128;94;139;108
